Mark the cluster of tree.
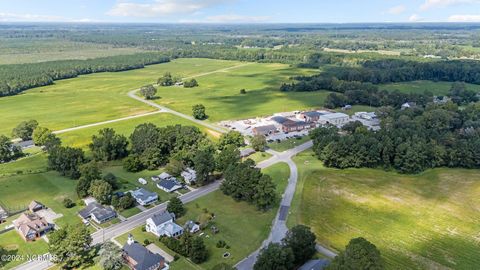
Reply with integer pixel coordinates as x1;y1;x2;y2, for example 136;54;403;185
98;241;124;270
449;82;479;105
311;103;480;173
183;78;199;88
90;128;129;162
281;76;434;109
157;72;181;86
328;237;384;270
221;159;277;210
49;225;95;269
0;135;23;163
32;126;61;151
0;53;170;97
192;104;207;120
254;225;317;270
160;233;208;263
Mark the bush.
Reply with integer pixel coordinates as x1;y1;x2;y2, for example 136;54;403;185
240;89;247;94
141;226;146;232
123;155;144;172
216;240;227;248
143;239;151;246
62;198;75;208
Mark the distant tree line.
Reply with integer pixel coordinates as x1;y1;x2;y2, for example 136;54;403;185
0;52;170;97
311;103;480;174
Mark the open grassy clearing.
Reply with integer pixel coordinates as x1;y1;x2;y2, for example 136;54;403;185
289;150;480;270
0;39;144;65
115;163;290;269
0;58;241;136
268;136;311;152
380;80;480;95
152;62;327;122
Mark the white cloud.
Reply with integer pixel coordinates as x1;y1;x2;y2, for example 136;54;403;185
448;14;480;21
107;0;231;17
408;14;423;22
420;0;480;10
386;5;406;15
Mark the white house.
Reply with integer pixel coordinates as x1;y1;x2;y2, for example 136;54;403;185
181;168;197;185
319;112;350;126
146;211;184;238
131;188;158;206
138;178;147;185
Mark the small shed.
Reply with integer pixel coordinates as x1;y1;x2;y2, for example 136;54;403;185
28;201;46;213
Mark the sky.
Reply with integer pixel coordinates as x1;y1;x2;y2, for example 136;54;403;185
0;0;479;23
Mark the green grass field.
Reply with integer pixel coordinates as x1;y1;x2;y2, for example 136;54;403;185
380;80;480;95
289;150;480;270
115;162;290;270
152;62;326;122
0;39;144;65
0;58;241;136
268;136;310;152
0;230;49;269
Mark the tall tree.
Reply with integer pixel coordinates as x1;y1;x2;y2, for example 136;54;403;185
189;237;208;263
253;175;277;211
98;241;124;270
12;119;38;140
192;104;207;120
140;84;157;99
167;197;186;217
327;237;384;270
0;135;23;163
47;146;85;179
193;149;215;185
251;134;267;151
90;128;128;162
49;225;95;269
254;243;294;270
215;144;241;172
218;131;244;150
158;72;174;86
89;180;113;204
282;225;317;266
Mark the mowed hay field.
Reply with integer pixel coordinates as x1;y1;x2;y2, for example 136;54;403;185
380;80;480;95
289;151;480;270
0;58;241;135
153;62;327;122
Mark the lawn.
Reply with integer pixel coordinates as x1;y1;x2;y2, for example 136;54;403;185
0;230;49;269
115;162;290;269
152;62;328;122
244;151;272;164
268;136;311;152
0;58;241;135
289;150;480;270
0;153;48;177
380;80;480;95
57;113;220;149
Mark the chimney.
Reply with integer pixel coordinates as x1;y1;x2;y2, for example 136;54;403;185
127;234;134;245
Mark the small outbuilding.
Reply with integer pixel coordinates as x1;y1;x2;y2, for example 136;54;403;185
138;178;147;185
28;200;46;213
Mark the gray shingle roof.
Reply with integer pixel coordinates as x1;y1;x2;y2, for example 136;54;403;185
150;211;175;226
271;116;289;124
131;188;157;202
158;178;181;190
123;242;164;270
78;202;116;221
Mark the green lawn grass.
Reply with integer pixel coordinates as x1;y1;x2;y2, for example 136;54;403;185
380;80;480;95
268;136;310;152
0;58;240;136
152;62;327;122
0;153;48;177
0;230;49;269
244;151;272;164
289;150;480;270
119;207;142;218
115;162;290;270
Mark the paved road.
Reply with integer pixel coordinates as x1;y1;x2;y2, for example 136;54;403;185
236;140;337;270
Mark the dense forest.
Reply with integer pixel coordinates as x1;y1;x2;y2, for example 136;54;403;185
310;102;480;173
0;53;170;96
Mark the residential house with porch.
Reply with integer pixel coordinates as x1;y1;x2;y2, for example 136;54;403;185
78;202;117;224
131;188;158;206
14;212;53;241
146;211;184;238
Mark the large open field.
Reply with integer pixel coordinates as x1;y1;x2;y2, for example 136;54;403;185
0;58;241;135
0;39;144;65
288;151;480;269
152;62;326;122
380;80;480;95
